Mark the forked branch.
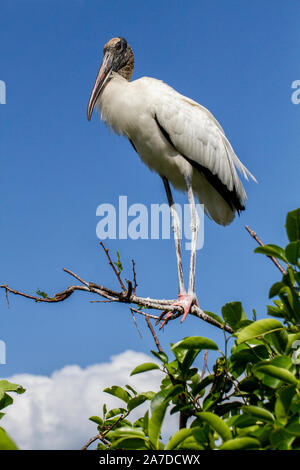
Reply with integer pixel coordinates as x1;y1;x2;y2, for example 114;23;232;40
0;243;232;334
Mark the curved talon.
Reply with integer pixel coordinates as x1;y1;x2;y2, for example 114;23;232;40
158;293;196;329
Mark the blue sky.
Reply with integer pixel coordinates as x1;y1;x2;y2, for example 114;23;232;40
1;0;299;384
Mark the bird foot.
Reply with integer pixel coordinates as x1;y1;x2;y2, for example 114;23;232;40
157;293;197;329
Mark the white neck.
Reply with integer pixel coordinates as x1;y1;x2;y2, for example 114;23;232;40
96;73;132;136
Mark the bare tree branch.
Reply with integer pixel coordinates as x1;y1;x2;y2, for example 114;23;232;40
131;259;138;294
245;225;287;275
145;315;163;352
99;241;126;292
130;308;143;339
0;243;233;334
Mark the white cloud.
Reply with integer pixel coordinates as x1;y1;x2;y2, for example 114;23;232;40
1;350;176;450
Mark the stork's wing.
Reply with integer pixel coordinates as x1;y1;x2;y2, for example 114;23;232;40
151;81;256;212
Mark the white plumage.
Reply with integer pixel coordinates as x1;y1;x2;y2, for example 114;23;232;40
87;37;256;325
96;74;255;225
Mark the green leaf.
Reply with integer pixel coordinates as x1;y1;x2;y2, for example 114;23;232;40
229;414;257;428
196;411;232;442
270;428;294;449
130;362;160;376
242;405;275;423
171;336;218;352
125;384;137;396
254;244;288;263
114;250;123;273
271;355;293;369
109;426;145;438
0;393;13;411
286;208;300;242
149;389;170;448
285;241;300;265
267;304;285;318
203;311;224;325
236;319;283;344
268;329;289;354
286;331;300;353
127;393;154;412
105;408;126;419
142;410;149;435
150;350;168;364
165;428;200;450
192;375;214;396
269;282;285;299
220;437;260;450
286;419;300;437
254;364;299;386
221;302;247;330
164;384;185;401
110;437;148;450
89;416;103;425
0;428;18;450
230;343;269;365
103;386;131;404
36;289;49;299
0;380;25;394
275;386;296;424
181;350;202;371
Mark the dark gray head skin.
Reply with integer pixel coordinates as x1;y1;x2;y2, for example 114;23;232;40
87;37;134;121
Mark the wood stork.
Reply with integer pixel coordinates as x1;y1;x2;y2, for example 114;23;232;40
87;37;256;327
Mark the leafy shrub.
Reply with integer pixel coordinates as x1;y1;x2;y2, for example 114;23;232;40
89;209;300;450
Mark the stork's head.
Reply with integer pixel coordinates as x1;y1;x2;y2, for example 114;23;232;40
87;37;134;121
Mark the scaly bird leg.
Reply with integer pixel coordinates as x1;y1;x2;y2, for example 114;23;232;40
158;177;197;329
162;176;185;294
185;174;200;297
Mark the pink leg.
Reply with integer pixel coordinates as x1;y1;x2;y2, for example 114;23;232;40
157;293;196;329
158;176;199;329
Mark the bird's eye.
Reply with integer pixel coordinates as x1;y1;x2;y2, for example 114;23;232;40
116;42;122;51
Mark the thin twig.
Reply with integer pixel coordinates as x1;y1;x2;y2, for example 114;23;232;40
130;308;143;339
132;259;138;294
81;433;109;450
2;285;10;308
99;241;126;292
245;225;287;275
130;308;160;321
201;349;208;379
223;369;247;405
81;411;129;450
62;268;90;287
145;315;163;352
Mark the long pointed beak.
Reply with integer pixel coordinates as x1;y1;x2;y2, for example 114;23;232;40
87;53;113;121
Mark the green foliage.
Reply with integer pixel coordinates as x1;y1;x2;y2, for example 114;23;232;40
0;380;25;450
89;209;300;450
114;250;123;273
